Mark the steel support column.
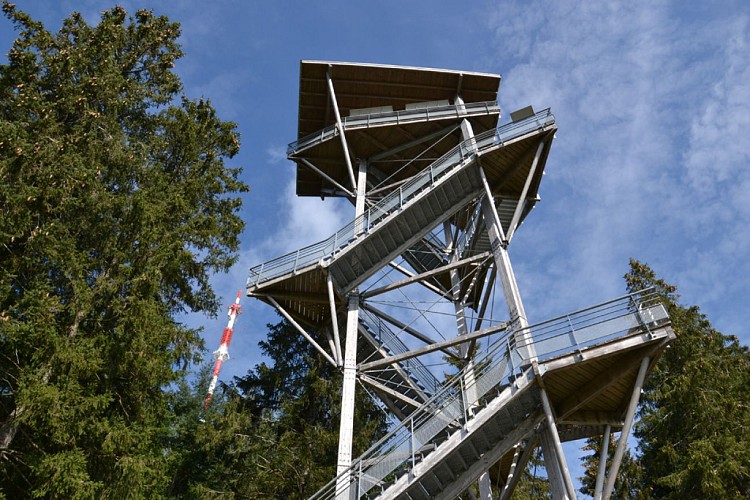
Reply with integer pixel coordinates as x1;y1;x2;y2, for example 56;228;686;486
594;424;612;500
327;274;343;366
326;67;357;191
336;292;360;499
479;167;537;363
506;142;544;243
601;356;650;500
336;157;368;499
455;108;491;499
539;386;577;499
499;438;537;500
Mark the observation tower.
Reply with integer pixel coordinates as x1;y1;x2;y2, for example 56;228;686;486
246;61;674;500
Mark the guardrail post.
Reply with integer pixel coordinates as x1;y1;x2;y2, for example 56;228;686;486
459;376;468;424
358;460;363;499
255;263;264;286
567;315;580;354
410;417;416;472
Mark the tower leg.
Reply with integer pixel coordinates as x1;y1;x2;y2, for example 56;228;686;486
539;386;577;499
601;356;650;500
478;170;537;364
336;293;360;499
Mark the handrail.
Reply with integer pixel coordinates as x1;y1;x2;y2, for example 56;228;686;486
310;289;669;499
455;201;484;258
288;101;500;156
247;109;555;291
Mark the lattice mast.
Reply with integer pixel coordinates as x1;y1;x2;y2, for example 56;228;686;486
203;290;243;410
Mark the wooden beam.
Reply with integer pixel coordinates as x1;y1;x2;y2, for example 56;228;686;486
555;348;647;420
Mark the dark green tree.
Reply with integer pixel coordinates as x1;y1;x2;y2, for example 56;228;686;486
236;318;388;498
625;259;750;498
0;3;248;497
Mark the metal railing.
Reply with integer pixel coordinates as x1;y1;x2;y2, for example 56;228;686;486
288;101;500;156
310;289;669;500
455;201;484;259
247;109;555;290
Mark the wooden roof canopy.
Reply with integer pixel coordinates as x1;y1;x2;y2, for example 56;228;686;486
297;60;501;137
293;61;502;197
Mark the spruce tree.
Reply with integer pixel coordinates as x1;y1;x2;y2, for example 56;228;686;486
625;259;750;498
0;3;248;497
228;318;389;499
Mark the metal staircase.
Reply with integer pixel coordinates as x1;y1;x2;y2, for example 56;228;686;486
356;309;441;420
246;110;556;295
311;291;673;499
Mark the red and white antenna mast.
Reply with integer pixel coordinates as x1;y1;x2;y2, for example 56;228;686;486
203;290;243;410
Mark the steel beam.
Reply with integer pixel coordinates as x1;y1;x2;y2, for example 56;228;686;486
326;67;357;191
327;274;343;366
506;142;544;243
360;303;442;350
362;252;490;299
539;386;577;499
359;319;509;372
336;293;361;499
298;158;354;198
267;297;338;368
499;437;537;500
594;425;612;500
479;170;536;363
602;356;650;500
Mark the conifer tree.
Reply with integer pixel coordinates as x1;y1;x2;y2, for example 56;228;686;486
0;3;248;497
231;318;388;499
625;259;750;498
578;260;749;498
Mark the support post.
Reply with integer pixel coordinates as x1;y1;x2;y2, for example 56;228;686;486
326;66;358;191
327;274;343;366
453;115;491;499
506;141;544;243
594;424;612;500
479;167;537;364
539;386;577;499
499;438;537;500
602;356;650;500
336;292;361;499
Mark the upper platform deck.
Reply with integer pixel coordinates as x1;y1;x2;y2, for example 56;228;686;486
294;61;503;197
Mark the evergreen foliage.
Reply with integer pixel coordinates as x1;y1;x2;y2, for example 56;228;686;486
625;259;750;498
169;319;388;499
234;318;388;498
578;259;750;499
0;3;248;497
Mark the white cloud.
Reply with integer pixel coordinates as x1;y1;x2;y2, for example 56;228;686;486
480;0;750;341
266;145;288;164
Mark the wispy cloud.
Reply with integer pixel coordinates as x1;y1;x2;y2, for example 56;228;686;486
482;0;750;338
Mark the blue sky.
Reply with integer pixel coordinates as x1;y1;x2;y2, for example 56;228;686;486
3;0;749;487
